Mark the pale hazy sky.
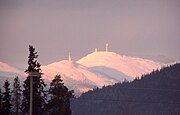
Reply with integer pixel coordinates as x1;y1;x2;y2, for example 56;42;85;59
0;0;180;68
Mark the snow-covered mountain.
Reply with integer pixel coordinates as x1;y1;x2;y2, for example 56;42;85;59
0;62;23;75
41;60;116;95
0;62;25;87
0;51;162;95
77;51;162;78
41;51;161;95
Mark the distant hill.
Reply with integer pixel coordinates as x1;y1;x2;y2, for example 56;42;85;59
71;63;180;115
41;51;161;95
77;51;161;78
41;60;116;95
0;62;25;88
0;51;162;95
0;62;23;75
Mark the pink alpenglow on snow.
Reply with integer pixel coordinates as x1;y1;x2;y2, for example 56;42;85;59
77;51;162;78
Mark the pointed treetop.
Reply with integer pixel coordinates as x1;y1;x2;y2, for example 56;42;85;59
25;45;42;74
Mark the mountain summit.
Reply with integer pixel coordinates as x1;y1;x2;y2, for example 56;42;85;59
77;51;162;78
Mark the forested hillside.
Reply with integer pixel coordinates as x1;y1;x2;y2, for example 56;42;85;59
71;63;180;115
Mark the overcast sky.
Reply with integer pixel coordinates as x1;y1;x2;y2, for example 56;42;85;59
0;0;180;68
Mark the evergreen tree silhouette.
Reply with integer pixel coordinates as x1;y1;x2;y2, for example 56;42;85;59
22;45;47;115
11;76;22;115
2;80;12;115
47;75;74;115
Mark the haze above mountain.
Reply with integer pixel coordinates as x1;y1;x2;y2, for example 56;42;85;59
0;51;162;95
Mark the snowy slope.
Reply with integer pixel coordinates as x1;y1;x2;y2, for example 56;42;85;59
0;62;23;75
41;60;116;94
89;66;132;81
0;62;25;88
77;51;162;78
0;62;25;78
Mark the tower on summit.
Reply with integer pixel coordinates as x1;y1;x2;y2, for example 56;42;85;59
106;43;108;52
68;52;71;62
95;48;98;52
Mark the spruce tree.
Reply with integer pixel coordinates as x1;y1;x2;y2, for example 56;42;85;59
2;80;12;115
22;45;47;115
47;75;74;115
11;76;22;115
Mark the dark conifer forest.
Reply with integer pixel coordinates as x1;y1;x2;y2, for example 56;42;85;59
71;63;180;115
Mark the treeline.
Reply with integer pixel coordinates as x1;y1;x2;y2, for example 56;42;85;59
0;75;73;115
0;45;74;115
71;63;180;115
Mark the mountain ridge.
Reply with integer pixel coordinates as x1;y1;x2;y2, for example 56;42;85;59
0;51;162;95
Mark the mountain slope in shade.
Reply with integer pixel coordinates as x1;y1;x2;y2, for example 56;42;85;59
41;60;116;94
89;66;132;81
77;51;162;78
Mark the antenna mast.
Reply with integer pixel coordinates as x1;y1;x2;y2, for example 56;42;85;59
68;52;71;62
106;43;108;52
